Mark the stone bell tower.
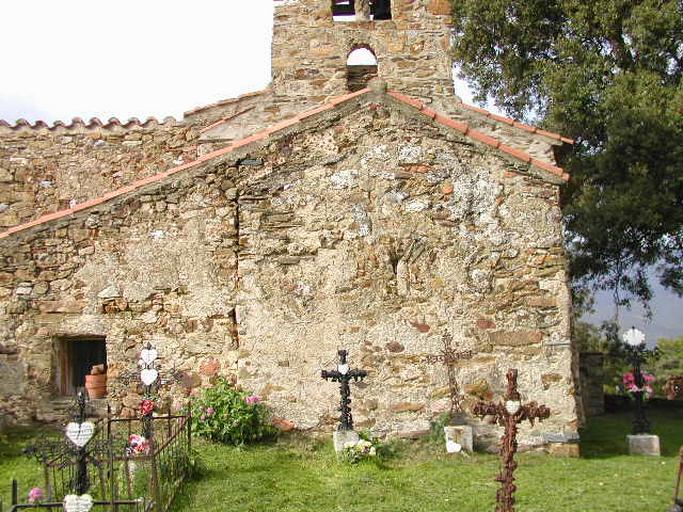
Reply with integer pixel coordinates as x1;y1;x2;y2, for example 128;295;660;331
271;0;455;104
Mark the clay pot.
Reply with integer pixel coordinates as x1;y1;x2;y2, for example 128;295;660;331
85;373;107;399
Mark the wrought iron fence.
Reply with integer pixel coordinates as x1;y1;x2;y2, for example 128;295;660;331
18;413;191;512
4;499;154;512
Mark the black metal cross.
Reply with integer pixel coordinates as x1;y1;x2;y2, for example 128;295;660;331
321;349;367;431
472;369;551;512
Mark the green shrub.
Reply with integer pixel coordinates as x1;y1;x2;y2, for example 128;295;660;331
190;378;277;445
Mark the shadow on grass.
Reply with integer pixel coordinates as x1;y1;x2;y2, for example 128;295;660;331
580;400;683;459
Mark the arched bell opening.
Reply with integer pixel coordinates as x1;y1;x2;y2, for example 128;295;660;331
346;47;378;91
332;0;392;21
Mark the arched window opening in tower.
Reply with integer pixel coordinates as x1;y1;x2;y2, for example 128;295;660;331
371;0;391;20
347;47;378;92
332;0;356;21
332;0;392;21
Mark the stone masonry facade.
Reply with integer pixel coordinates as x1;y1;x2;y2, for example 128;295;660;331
0;0;581;450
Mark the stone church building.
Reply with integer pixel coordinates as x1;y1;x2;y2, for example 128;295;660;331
0;0;581;450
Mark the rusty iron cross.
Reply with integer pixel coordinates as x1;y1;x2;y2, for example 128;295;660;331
673;446;683;511
472;369;550;512
424;334;474;415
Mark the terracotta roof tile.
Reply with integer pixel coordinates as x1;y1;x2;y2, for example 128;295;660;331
0;115;178;132
433;114;468;134
461;103;574;144
0;88;571;240
387;91;424;110
498;143;532;164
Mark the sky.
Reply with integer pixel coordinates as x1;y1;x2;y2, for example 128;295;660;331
1;1;680;343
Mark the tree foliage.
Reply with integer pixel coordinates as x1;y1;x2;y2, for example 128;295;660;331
651;336;683;386
451;0;683;306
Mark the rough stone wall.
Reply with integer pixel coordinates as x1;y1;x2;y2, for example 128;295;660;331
0;160;239;422
234;102;578;445
0;121;200;230
0;99;578;448
271;0;454;104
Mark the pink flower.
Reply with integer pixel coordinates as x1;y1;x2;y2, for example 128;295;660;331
245;395;261;405
205;407;215;416
128;434;149;455
28;487;44;504
643;373;655;384
200;414;207;421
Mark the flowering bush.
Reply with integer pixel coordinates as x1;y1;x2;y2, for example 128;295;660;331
623;372;655;398
28;487;44;504
190;378;277;445
342;439;377;464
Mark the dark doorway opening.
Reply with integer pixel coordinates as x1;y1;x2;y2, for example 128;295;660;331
55;337;107;396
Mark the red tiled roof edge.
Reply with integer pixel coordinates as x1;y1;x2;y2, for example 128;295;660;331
183;89;270;117
459;102;574;145
0;116;180;132
0;86;569;240
387;91;570;182
0;88;371;241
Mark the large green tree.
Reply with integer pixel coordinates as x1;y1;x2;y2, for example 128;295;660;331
451;0;683;307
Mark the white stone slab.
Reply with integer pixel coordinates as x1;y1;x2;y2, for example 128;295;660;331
627;434;660;456
444;425;473;454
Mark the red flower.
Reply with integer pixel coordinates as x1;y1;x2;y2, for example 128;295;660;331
140;399;155;416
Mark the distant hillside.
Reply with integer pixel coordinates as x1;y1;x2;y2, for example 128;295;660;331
582;278;683;344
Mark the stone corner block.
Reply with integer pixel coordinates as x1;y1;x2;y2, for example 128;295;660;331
443;425;474;454
627;434;661;456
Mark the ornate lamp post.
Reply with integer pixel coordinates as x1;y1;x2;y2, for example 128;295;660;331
623;327;652;434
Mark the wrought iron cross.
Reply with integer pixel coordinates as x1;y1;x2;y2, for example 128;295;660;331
472;369;550;512
672;447;683;512
321;349;367;431
73;391;90;496
424;333;474;417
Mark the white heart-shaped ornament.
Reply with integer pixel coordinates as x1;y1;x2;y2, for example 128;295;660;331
65;422;95;447
505;400;521;416
337;363;349;375
446;440;462;453
140;348;158;364
63;494;93;512
141;368;158;386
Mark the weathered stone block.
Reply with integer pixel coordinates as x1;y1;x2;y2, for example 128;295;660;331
548;442;580;457
627;434;661;456
488;330;544;347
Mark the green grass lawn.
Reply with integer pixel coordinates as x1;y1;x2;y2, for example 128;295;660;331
2;403;681;511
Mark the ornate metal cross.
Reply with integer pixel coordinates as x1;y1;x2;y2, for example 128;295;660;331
424;333;473;418
72;391;91;496
321;349;367;431
472;369;551;512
